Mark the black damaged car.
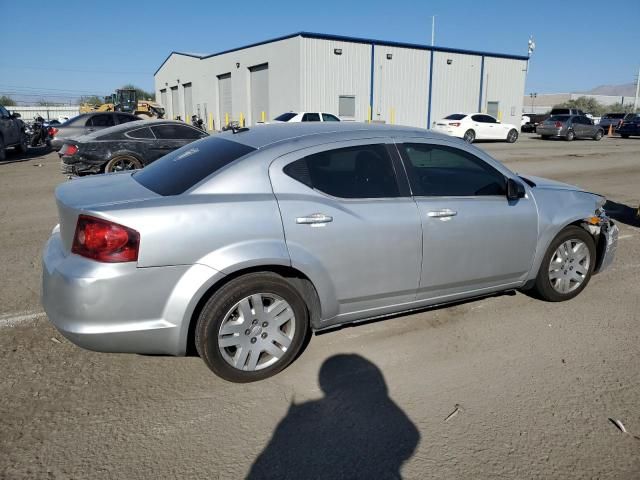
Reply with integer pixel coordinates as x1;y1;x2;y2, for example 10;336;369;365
59;120;208;174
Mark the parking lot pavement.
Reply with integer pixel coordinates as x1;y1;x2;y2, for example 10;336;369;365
1;135;639;479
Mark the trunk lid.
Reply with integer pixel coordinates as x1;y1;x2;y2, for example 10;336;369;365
55;172;158;253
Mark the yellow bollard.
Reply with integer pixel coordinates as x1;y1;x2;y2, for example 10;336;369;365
261;111;265;123
208;113;214;131
390;108;395;125
185;115;190;124
368;106;372;123
225;112;229;127
239;112;244;127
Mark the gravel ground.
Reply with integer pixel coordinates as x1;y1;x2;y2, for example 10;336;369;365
1;135;639;479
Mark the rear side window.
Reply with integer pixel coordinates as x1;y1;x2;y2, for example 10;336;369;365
151;124;203;139
126;127;155;139
400;143;506;197
133;137;255;195
302;113;321;122
87;114;115;127
274;112;297;121
284;144;400;198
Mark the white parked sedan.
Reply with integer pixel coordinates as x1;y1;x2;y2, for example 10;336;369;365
272;112;341;122
432;113;519;143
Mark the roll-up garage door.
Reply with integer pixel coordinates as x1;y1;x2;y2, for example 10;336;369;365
183;83;193;120
218;73;232;128
250;63;269;125
170;86;179;120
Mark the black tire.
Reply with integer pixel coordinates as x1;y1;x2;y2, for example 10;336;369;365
540;135;550;140
0;136;5;161
463;129;475;143
195;272;310;382
593;129;603;141
17;133;28;154
533;226;596;302
506;129;518;143
565;130;575;141
104;155;142;173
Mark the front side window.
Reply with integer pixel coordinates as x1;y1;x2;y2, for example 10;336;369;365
0;106;10;117
302;113;321;122
400;143;506;197
283;144;400;199
88;114;115;127
151;124;203;139
322;113;340;122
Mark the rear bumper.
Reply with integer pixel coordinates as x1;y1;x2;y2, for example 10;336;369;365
537;127;564;137
41;232;223;355
431;125;462;138
60;159;102;175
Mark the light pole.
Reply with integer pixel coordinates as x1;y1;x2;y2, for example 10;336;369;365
529;92;537;113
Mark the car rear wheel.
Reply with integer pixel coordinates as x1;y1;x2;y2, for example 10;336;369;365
195;272;310;382
17;134;28;154
533;226;595;302
620;134;629;139
565;130;575;141
104;155;142;173
593;130;603;141
506;129;518;143
463;129;475;143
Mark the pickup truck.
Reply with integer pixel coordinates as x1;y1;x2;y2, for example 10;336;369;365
0;105;27;161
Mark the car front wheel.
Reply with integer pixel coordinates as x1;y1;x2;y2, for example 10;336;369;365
506;129;518;143
533;226;596;302
195;272;310;382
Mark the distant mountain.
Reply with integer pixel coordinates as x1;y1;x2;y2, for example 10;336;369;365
584;83;636;96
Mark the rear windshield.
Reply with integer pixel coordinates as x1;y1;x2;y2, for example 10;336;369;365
603;113;625;119
133;137;255;195
273;112;297;121
444;114;467;120
547;115;570;122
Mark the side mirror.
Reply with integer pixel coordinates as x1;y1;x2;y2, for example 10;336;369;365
507;178;525;201
11;112;21;119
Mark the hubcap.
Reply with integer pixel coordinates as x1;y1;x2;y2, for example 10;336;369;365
218;293;295;371
112;159;137;171
464;131;474;143
548;239;590;294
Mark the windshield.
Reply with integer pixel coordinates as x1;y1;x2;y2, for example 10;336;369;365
444;114;467;120
133;136;255;196
274;112;297;121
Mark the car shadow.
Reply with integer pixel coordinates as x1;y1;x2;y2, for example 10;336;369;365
246;354;420;480
0;146;52;165
604;200;640;228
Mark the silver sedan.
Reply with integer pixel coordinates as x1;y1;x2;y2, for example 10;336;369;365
42;123;618;382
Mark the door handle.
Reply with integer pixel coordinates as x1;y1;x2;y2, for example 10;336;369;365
427;209;457;218
296;213;333;224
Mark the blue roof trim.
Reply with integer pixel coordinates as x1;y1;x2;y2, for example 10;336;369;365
154;31;529;76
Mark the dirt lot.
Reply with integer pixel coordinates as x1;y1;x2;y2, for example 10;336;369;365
1;135;639;479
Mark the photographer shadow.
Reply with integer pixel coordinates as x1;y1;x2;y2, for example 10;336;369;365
247;354;420;480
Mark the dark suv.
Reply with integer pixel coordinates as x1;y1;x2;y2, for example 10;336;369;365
616;114;640;138
50;112;139;151
0;105;28;161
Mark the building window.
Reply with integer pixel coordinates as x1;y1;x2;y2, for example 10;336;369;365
338;95;355;118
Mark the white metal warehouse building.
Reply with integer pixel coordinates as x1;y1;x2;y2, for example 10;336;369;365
154;32;529;131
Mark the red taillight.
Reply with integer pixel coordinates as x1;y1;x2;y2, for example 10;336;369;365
555;121;562;128
72;215;139;263
448;122;461;127
48;127;59;137
61;144;78;156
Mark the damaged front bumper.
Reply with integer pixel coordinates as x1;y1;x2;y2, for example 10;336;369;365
60;159;102;175
592;215;618;274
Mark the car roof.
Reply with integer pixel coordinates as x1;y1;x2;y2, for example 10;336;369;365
217;122;437;149
76;120;192;141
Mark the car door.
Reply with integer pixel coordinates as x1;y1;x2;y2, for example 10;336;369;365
149;124;206;158
0;105;18;145
85;113;115;135
301;113;321;122
269;139;422;324
470;114;492;139
396;138;538;301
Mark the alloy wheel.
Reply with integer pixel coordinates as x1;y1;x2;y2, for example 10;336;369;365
217;293;296;371
548;239;590;294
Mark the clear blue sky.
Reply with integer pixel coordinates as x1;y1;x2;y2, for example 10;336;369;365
1;0;638;104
